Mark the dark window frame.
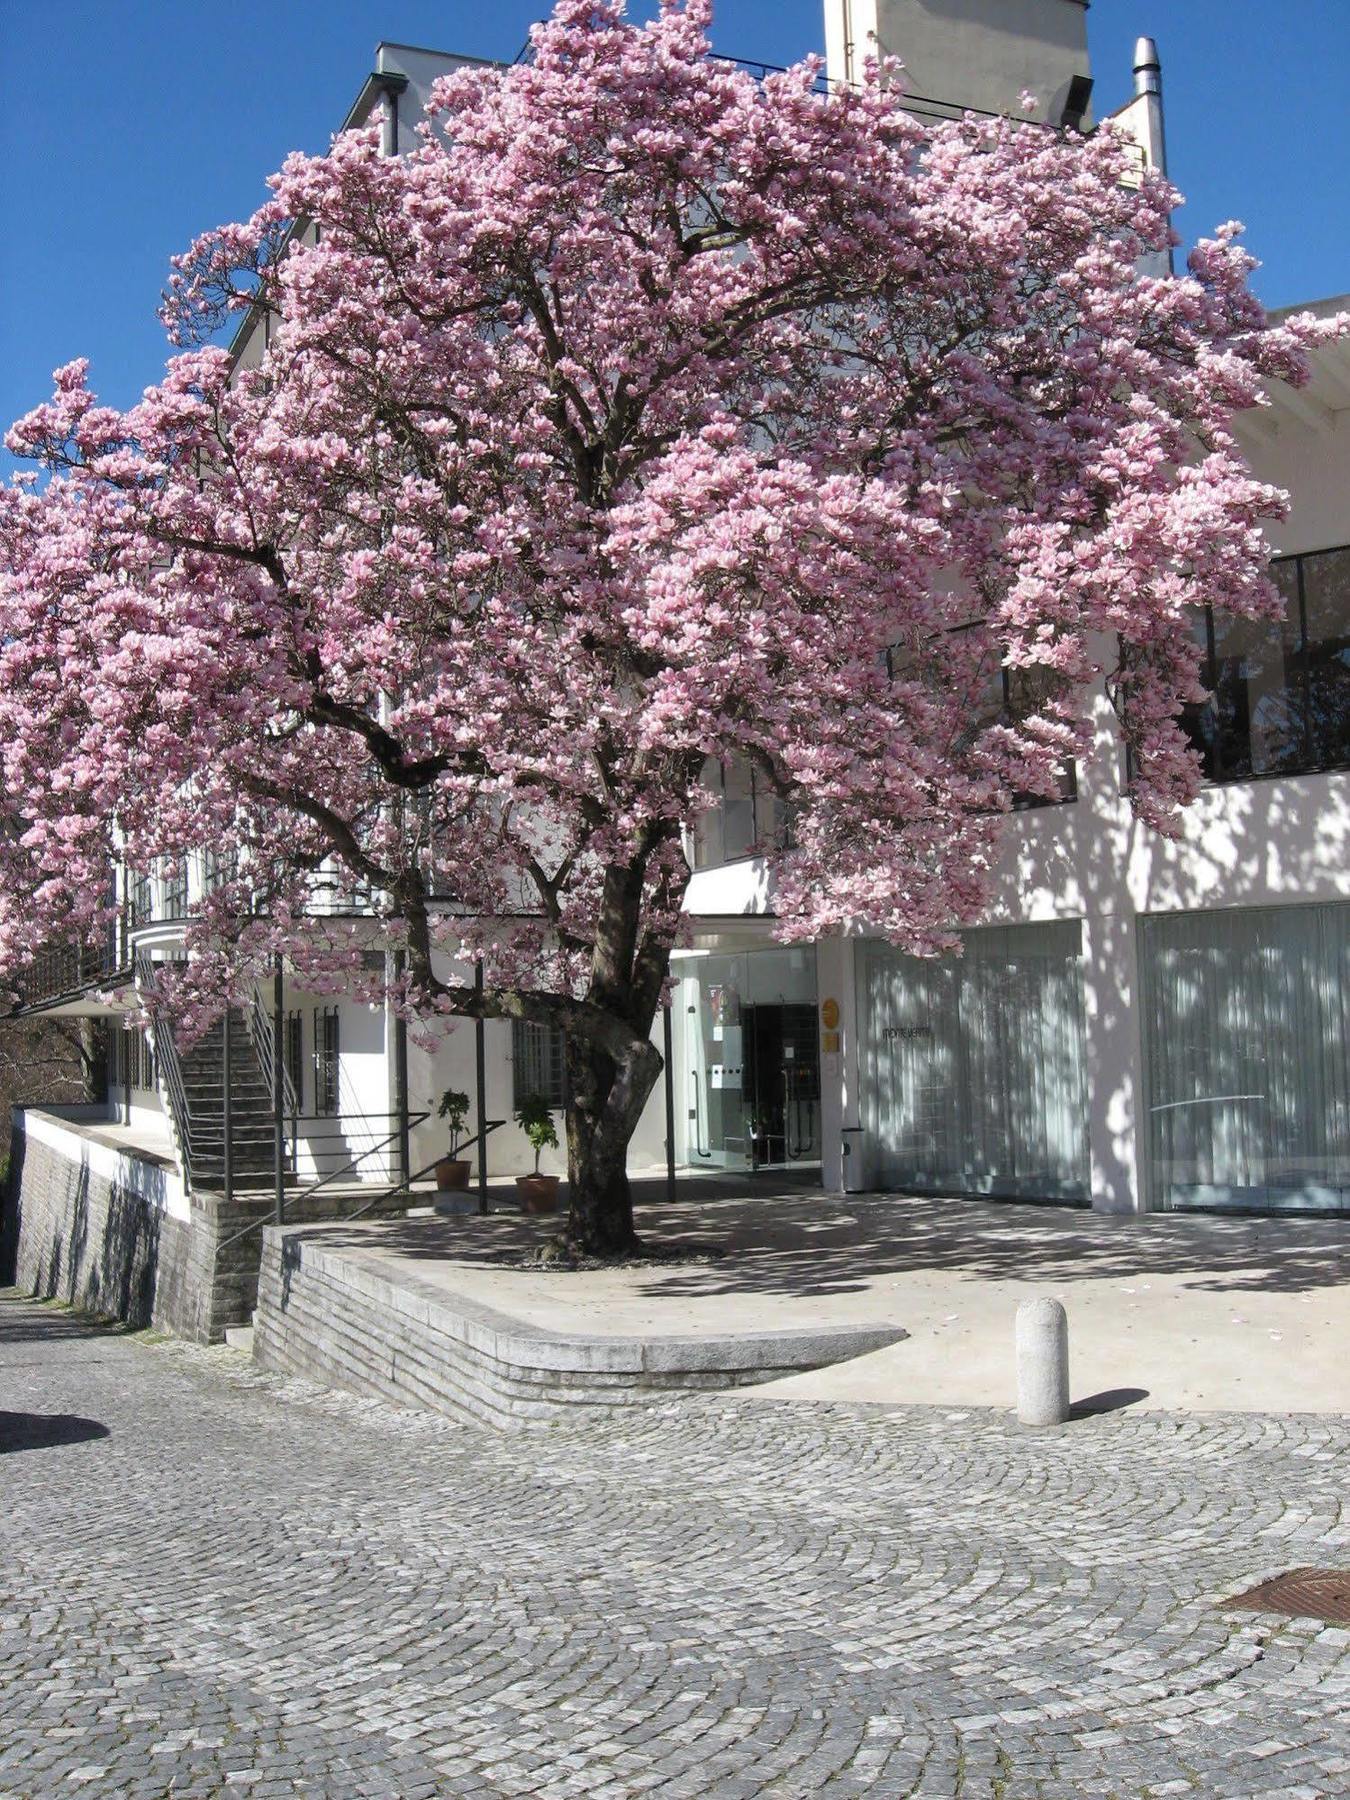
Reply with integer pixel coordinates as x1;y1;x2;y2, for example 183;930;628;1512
202;847;239;896
284;1010;304;1117
1184;543;1350;785
129;871;153;927
313;1006;340;1117
511;1019;567;1111
886;629;1078;815
161;859;188;918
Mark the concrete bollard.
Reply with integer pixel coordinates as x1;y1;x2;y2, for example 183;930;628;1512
1016;1297;1070;1426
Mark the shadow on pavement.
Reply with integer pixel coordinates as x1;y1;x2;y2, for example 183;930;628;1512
283;1185;1349;1301
1070;1387;1150;1419
0;1411;110;1453
0;1289;116;1345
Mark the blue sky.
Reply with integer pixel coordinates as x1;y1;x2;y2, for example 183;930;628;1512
2;0;1347;448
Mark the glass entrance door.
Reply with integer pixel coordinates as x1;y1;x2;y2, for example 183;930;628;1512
683;948;819;1172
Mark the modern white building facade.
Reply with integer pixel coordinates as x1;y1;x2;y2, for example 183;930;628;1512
14;2;1349;1226
678;2;1350;1219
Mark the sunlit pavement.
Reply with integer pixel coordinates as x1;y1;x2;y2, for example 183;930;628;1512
1;1288;1346;1798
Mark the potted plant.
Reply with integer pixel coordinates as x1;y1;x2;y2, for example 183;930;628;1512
515;1093;561;1214
434;1088;472;1191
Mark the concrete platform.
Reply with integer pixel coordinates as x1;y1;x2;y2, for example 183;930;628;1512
252;1181;906;1427
252;1187;1348;1421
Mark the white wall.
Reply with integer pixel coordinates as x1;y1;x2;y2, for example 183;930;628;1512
825;0;1091;120
402;956;672;1185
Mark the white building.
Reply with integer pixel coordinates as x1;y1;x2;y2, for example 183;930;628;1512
11;1;1347;1325
681;3;1349;1218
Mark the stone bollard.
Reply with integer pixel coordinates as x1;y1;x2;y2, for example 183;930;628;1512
1016;1297;1070;1426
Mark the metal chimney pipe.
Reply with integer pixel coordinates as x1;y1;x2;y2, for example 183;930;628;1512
1131;35;1171;270
1133;35;1162;100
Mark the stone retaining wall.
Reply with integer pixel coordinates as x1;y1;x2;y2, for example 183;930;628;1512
254;1224;907;1428
6;1110;200;1334
5;1110;414;1343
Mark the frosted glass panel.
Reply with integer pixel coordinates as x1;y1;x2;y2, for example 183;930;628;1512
1142;903;1350;1214
859;924;1088;1202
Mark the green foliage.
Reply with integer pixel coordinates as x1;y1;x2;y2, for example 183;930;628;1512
515;1092;559;1174
436;1087;470;1155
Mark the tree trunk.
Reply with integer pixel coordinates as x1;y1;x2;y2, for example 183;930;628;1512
562;1027;661;1257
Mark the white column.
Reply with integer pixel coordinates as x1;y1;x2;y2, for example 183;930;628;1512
1080;908;1145;1213
823;0;881;87
815;934;858;1193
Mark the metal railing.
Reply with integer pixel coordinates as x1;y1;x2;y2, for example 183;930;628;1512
340;1118;506;1223
212;1116;505;1257
283;1109;431;1204
247;984;299;1134
15;925;130;1010
134;949;199;1183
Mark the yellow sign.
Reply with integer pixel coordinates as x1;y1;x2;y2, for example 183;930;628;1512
821;997;840;1030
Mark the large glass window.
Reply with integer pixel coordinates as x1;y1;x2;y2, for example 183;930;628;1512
890;630;1078;810
859;923;1089;1203
1141;903;1349;1214
691;758;792;869
129;871;153;927
161;859;188;918
682;947;819;1171
1184;545;1350;781
988;662;1078;808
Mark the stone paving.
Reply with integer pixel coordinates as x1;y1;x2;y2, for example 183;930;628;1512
0;1290;1346;1799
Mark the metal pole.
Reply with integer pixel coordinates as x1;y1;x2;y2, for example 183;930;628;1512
663;1001;676;1208
474;961;488;1214
393;950;410;1191
272;954;285;1225
222;1004;234;1206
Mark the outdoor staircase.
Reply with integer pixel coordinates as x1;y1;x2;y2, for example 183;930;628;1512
177;1008;283;1190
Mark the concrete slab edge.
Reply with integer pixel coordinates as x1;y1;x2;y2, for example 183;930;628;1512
262;1224;907;1377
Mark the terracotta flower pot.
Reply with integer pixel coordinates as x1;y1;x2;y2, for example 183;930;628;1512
516;1173;560;1215
434;1157;471;1192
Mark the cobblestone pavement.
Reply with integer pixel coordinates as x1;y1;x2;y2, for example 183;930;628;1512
0;1291;1346;1799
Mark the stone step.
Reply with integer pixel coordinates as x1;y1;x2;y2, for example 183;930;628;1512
182;1095;275;1112
223;1323;255;1354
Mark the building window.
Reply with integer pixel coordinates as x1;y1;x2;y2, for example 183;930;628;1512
161;859;188;918
692;758;795;869
284;1011;304;1115
313;1007;339;1116
131;1027;156;1092
1184;545;1350;782
129;871;153;927
512;1019;567;1110
1001;665;1079;809
202;847;238;896
886;630;1078;814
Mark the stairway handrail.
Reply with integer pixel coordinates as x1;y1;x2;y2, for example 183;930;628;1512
246;983;299;1125
134;949;197;1184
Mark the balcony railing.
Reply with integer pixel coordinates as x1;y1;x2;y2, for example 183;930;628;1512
14;930;130;1011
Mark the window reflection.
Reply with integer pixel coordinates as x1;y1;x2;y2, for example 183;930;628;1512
1186;544;1350;782
692;758;794;870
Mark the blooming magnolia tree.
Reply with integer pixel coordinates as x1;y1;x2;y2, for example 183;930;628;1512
0;0;1332;1252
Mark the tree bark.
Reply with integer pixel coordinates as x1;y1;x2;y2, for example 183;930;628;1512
561;1026;662;1256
